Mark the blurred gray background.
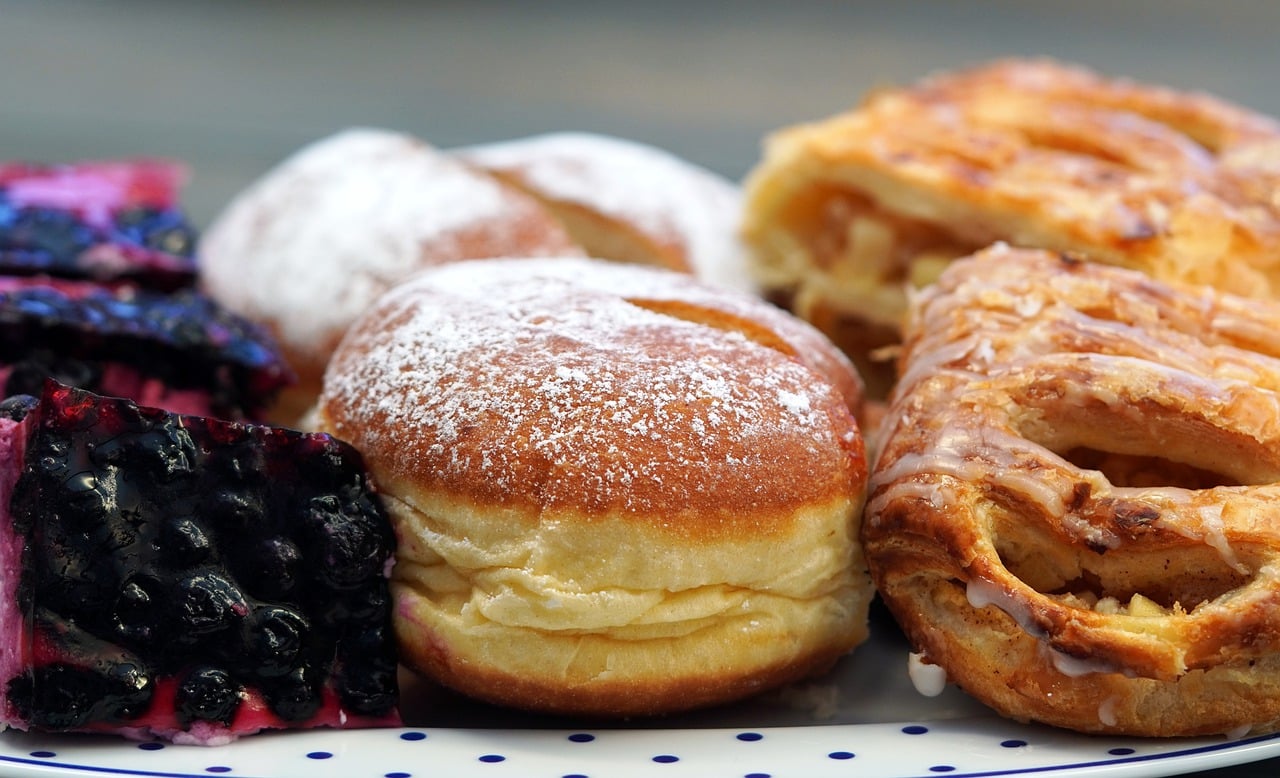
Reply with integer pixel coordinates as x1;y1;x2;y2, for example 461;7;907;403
5;3;1280;775
3;0;1280;228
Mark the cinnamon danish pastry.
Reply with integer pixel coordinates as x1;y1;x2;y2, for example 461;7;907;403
865;244;1280;736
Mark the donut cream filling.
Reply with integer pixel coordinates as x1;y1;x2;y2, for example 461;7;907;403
386;492;864;641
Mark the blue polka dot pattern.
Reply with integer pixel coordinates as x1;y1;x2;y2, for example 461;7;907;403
1;714;1276;778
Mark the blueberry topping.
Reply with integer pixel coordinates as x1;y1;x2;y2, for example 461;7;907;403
171;571;249;638
4;207;96;262
113;576;161;644
160;517;214;566
113;206;197;258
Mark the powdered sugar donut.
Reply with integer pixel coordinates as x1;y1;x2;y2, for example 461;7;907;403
453;132;756;294
314;256;869;716
200;128;582;423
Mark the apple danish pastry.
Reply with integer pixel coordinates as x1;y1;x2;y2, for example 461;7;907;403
742;58;1280;394
865;243;1280;736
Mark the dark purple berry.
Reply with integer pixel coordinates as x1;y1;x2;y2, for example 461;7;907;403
0;393;37;420
243;606;309;678
263;666;322;723
11;661;153;730
171;571;249;638
175;666;241;726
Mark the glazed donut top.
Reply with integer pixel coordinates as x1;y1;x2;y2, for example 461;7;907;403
318;257;865;535
200;127;580;381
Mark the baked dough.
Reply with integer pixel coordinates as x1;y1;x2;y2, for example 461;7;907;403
741;58;1280;394
200;127;582;424
866;243;1280;736
454;132;755;293
314;256;870;716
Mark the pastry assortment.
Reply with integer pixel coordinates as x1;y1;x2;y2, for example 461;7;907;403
6;55;1280;745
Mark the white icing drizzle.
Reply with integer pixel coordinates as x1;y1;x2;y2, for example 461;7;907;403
1098;696;1120;727
1223;723;1253;740
965;576;1043;637
1044;644;1123;678
907;651;948;697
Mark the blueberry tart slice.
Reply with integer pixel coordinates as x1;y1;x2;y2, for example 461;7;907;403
0;277;292;420
0;160;199;291
0;381;400;744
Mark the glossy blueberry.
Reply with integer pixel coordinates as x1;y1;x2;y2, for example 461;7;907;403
171;571;249;638
243;606;309;678
175;666;241;725
263;666;322;723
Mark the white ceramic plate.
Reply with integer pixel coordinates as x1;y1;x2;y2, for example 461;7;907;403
0;610;1276;778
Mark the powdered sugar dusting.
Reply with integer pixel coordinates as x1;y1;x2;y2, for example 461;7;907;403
455;132;754;293
201;128;576;374
322;257;857;517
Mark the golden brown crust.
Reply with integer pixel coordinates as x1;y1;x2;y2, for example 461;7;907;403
316;256;872;716
742;58;1280;396
865;244;1280;736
